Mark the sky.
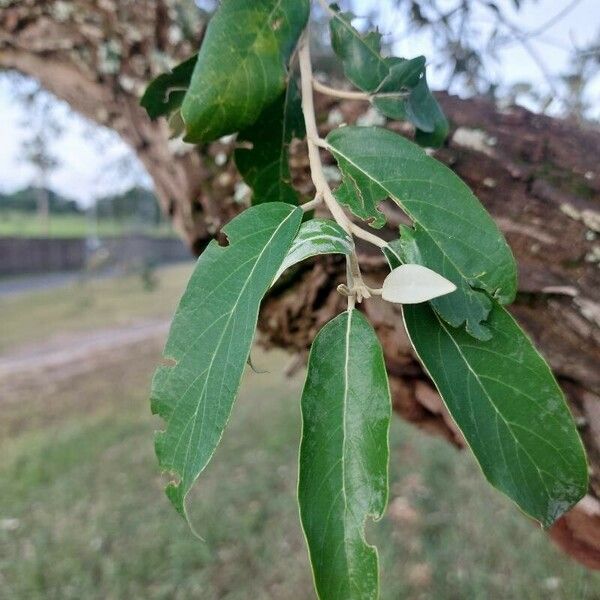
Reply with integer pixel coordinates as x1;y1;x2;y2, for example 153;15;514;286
0;78;150;205
0;0;598;206
371;0;599;88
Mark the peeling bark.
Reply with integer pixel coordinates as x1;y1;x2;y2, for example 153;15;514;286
2;0;600;568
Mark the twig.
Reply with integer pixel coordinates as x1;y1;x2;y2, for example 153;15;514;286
299;29;381;305
299;30;351;234
299;30;389;254
349;223;388;249
313;78;410;102
301;193;324;213
312;79;370;101
526;0;582;39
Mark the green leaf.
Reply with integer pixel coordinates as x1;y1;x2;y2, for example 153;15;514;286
273;218;353;282
408;75;449;147
181;0;309;142
299;309;391;600
141;55;198;120
379;57;426;94
235;80;305;206
329;4;389;93
332;159;388;229
328;5;447;146
402;300;588;528
386;233;587;526
327;126;517;334
371;56;426;122
151;202;302;521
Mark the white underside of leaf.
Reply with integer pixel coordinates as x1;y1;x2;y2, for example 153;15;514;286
382;264;457;304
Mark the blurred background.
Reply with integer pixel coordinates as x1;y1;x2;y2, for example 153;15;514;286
1;1;600;598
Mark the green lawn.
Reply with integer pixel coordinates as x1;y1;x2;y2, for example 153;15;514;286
0;266;598;599
0;212;176;238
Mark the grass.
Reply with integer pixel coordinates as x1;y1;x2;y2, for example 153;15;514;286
0;212;176;238
1;265;599;598
0;263;193;353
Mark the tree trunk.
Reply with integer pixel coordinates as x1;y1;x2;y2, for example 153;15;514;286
2;0;599;569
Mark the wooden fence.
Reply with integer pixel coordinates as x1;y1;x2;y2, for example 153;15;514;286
0;235;191;276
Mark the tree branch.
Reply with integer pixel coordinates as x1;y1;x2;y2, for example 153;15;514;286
299;28;388;303
312;78;370;101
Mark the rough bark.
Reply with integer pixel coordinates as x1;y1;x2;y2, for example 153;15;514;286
2;0;600;569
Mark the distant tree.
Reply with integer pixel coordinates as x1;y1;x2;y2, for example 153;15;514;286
95;187;163;226
19;81;63;233
0;187;80;215
374;0;600;119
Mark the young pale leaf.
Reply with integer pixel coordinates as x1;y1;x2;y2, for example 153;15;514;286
388;226;494;341
402;300;588;527
151;203;302;522
382;264;457;304
328;4;448;147
235;81;305;206
273;218;353;282
141;54;198;120
328;126;517;337
181;0;309;142
299;310;391;600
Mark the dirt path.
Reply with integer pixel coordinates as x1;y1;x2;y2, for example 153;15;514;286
0;320;169;396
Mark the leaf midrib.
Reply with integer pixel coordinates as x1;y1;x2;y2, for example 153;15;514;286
340;309;352;589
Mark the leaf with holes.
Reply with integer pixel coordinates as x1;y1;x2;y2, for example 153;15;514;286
181;0;309;142
235;80;305;206
328;126;517;338
299;309;391;600
273;218;353;282
151;202;302;522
